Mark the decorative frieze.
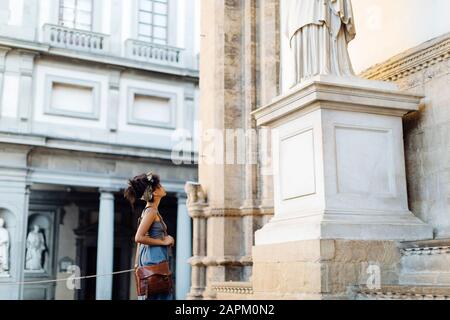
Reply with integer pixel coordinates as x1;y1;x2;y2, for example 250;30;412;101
211;282;254;295
360;33;450;81
188;255;253;268
356;285;450;300
402;246;450;256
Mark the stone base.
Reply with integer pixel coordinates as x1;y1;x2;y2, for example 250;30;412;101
251;239;401;299
399;239;450;286
356;285;450;300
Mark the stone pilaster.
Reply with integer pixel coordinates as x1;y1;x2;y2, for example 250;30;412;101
17;50;38;132
256;0;280;216
0;47;10;117
198;0;245;295
185;182;207;300
107;67;123;133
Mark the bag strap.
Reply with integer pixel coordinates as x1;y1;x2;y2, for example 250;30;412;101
134;242;140;269
156;210;168;237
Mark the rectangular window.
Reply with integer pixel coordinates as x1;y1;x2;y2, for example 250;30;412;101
59;0;93;31
138;0;168;45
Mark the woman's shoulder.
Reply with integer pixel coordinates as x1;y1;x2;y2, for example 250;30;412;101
140;207;160;222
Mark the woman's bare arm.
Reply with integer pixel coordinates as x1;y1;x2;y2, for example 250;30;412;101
134;208;167;246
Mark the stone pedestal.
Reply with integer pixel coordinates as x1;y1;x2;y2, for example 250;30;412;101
250;75;433;298
251;75;433;244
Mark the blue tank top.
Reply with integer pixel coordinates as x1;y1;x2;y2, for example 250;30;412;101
138;210;170;266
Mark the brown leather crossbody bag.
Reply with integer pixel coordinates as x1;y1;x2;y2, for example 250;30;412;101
134;210;173;297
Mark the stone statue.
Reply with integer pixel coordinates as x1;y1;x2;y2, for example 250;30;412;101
25;225;46;271
0;218;9;274
285;0;356;85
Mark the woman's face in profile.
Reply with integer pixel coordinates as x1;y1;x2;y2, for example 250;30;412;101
153;184;167;198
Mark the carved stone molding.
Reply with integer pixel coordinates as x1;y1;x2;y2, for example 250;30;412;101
360;33;450;81
188;255;205;267
211;282;254;295
356;285;450;300
400;239;450;256
187;255;253;267
402;246;450;256
205;208;242;218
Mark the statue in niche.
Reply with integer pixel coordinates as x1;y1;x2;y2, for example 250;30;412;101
285;0;356;85
25;225;46;271
0;218;9;274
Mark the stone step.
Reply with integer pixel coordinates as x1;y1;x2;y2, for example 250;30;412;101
356;285;450;300
398;239;450;285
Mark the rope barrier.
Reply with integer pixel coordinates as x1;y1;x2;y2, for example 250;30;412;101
0;269;134;285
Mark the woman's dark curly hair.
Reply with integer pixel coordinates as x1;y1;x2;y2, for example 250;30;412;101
123;173;161;209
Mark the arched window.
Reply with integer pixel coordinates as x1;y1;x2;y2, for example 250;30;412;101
138;0;169;45
58;0;93;31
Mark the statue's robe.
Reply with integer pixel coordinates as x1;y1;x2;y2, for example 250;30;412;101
25;232;45;270
285;0;356;85
0;229;9;271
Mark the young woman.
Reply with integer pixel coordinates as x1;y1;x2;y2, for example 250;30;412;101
124;172;175;300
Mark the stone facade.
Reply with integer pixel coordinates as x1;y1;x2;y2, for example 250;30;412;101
0;0;199;300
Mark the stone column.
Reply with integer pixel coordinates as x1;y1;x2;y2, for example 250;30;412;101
95;190;115;300
175;193;192;299
185;182;207;300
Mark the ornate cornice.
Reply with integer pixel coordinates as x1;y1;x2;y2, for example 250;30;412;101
400;239;450;256
211;282;254;295
360;32;450;82
357;286;450;300
188;255;253;267
401;246;450;256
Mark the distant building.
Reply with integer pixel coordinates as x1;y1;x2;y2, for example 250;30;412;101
0;0;199;300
